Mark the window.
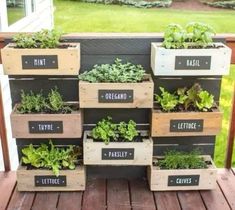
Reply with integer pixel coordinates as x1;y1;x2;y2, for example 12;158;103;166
7;0;26;26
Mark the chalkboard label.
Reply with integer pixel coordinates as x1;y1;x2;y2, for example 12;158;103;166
170;119;203;132
98;90;133;103
28;121;63;133
168;175;200;186
175;56;211;70
22;55;58;69
102;148;134;160
35;175;66;187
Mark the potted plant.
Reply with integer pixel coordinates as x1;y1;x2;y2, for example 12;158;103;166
151;22;231;76
78;58;154;108
1;29;80;75
17;140;86;191
147;150;217;191
11;87;83;138
151;83;222;136
83;116;153;165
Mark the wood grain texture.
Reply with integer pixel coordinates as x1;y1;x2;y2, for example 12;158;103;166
82;179;106;210
83;131;153;165
17;166;86;191
0;172;16;210
7;188;35;210
1;43;80;75
107;179;131;210
32;192;59;210
130;179;156;210
79;74;154;108
154;191;181;210
178;191;206;210
11;104;83;138
151;108;223;137
148;156;217;191
200;183;231;210
57;192;83;210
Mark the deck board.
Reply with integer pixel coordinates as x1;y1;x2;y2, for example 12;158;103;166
1;170;235;210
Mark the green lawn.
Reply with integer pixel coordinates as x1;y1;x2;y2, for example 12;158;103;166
54;0;235;167
54;0;235;33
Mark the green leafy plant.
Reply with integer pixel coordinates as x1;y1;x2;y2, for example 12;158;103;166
78;58;146;83
13;29;62;49
162;22;215;49
155;87;178;112
21;140;82;176
155;83;215;112
17;87;73;114
91;117;138;144
157;150;208;169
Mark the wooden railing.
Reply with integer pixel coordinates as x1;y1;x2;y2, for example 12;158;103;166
0;33;234;171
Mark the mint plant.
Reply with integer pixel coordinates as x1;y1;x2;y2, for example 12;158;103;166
78;58;146;83
13;29;62;49
155;84;215;112
22;140;82;176
162;22;215;49
91;117;138;144
156;150;208;169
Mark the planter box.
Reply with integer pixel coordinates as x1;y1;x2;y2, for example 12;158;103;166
11;104;83;138
151;107;222;137
83;131;153;165
147;156;217;191
151;42;231;76
17;165;86;191
1;43;80;75
79;74;154;108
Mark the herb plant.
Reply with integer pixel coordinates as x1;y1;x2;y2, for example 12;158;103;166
162;22;215;49
17;87;73;114
155;83;215;112
156;150;208;169
21;140;82;176
91;117;138;144
78;58;146;83
13;29;62;49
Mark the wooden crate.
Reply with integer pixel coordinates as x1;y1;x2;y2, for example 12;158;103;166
1;43;80;75
151;108;223;137
11;104;83;138
79;74;154;108
83;131;153;165
147;156;217;191
17;165;86;191
151;42;231;76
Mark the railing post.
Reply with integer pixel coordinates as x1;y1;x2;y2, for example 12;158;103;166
225;83;235;169
0;82;11;171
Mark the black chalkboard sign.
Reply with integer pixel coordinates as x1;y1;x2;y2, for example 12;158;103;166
168;175;200;186
102;148;134;160
35;175;67;187
175;56;211;70
98;90;133;103
22;55;58;69
28;121;63;133
170;119;203;132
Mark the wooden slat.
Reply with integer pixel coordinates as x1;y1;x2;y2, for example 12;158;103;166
217;169;235;209
7;188;35;210
32;192;59;210
82;179;106;210
178;191;206;210
107;179;131;210
200;183;230;210
154;191;180;210
130;179;156;210
0;172;16;210
57;192;83;210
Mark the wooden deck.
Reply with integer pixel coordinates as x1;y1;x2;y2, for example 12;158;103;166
0;169;235;210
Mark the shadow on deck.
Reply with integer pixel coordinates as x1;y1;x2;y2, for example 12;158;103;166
0;169;235;210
